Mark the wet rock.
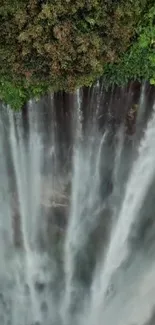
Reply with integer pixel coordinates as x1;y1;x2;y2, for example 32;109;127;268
48;204;68;229
34;281;46;293
12;213;22;247
125;103;138;136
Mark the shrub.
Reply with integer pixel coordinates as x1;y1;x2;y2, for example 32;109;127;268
0;0;154;108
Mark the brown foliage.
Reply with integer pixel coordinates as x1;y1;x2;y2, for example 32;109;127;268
0;0;149;90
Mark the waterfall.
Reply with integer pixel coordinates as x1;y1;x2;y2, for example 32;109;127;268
0;82;155;325
89;102;155;325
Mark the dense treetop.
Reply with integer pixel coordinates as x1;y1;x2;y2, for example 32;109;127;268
0;0;155;108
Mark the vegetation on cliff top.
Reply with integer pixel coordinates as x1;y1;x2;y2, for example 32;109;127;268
0;0;155;109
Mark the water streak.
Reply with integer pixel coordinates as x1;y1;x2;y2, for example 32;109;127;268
0;84;154;325
90;102;155;325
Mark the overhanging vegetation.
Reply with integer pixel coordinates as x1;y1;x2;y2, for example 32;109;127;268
0;0;155;109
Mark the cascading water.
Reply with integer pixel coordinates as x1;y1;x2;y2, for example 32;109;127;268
0;81;155;325
89;103;155;325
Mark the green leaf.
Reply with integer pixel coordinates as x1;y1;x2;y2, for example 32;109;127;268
150;78;155;85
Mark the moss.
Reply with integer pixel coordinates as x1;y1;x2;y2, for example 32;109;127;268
0;0;154;108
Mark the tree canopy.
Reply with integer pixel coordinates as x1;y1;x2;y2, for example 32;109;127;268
0;0;155;109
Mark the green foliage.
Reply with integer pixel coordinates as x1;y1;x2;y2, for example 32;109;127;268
102;3;155;87
0;78;27;110
0;0;155;108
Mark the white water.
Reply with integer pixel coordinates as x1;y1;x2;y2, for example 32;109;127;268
90;103;155;325
0;84;155;325
9;106;43;323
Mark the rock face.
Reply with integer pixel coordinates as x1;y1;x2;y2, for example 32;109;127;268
1;81;155;325
9;81;155;251
11;178;70;249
